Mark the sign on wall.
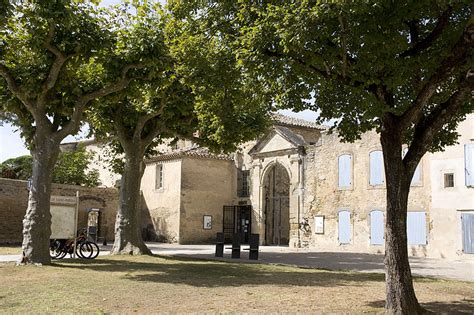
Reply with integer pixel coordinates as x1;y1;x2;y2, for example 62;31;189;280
314;215;325;234
50;193;79;239
203;215;212;230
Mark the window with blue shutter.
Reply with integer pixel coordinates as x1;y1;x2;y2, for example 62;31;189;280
465;144;474;187
461;213;474;254
338;210;351;244
411;164;422;186
407;212;427;245
338;154;352;188
369;151;384;186
370;210;384;245
403;148;422;186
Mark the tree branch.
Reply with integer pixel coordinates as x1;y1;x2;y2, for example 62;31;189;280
133;96;166;142
37;23;69;109
404;72;474;174
55;63;145;140
399;5;453;58
338;13;348;78
399;14;473;129
0;64;37;115
141;119;163;148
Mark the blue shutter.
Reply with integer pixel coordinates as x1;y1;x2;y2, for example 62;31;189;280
411;164;421;186
461;213;474;254
407;212;427;245
370;210;384;245
370;151;384;185
338;154;352;188
465;144;474;187
404;148;422;186
338;211;351;244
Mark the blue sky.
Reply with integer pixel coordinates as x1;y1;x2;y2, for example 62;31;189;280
0;0;318;162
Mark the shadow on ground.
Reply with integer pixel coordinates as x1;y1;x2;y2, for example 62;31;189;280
367;299;474;314
55;255;384;288
52;254;444;289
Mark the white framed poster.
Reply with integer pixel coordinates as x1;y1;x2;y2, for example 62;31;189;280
50;193;79;239
314;215;325;234
203;215;212;230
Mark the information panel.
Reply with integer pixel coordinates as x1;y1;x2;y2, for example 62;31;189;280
50;194;78;239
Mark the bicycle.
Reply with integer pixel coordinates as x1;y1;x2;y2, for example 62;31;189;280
49;229;100;260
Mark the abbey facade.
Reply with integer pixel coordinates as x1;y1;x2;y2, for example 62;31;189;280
86;113;474;260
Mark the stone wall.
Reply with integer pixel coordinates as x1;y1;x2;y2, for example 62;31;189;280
141;159;182;242
307;130;431;256
179;157;235;244
0;178;118;243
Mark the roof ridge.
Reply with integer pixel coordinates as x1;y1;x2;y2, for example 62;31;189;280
271;112;327;130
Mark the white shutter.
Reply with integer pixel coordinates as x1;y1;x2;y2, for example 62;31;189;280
338;154;352;188
465;144;474;187
403;148;422;186
338;211;351;244
407;212;427;245
370;210;384;245
370;151;384;185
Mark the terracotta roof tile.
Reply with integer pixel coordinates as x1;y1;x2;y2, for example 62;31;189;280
271;113;327;130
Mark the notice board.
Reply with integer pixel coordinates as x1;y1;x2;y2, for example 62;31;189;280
50;194;79;239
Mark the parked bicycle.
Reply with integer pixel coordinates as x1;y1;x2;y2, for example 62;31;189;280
49;228;100;260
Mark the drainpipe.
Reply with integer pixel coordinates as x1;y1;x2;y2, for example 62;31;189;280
297;147;306;248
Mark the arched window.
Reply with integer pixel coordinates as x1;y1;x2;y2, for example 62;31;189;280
338;154;352;188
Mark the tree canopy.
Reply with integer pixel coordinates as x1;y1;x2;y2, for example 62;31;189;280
169;1;473;313
0;147;100;187
0;0;169;264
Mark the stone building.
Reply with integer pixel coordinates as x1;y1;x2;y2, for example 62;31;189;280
81;113;474;259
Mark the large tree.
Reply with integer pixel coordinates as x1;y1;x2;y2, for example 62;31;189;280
170;1;473;314
0;1;162;264
88;4;269;255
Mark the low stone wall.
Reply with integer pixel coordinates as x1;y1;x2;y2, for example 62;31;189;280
0;178;118;244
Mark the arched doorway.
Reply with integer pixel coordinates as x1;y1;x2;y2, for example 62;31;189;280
263;163;290;245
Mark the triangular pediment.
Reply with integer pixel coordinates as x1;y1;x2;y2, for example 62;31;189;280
249;126;306;155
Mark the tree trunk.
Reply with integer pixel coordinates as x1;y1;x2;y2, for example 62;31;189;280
19;132;60;265
110;148;151;255
381;128;425;314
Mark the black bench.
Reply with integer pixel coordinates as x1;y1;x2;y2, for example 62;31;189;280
225;233;241;258
243;234;259;260
215;232;224;257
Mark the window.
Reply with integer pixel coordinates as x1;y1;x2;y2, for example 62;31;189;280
237;170;250;197
155;164;163;190
407;212;427;245
369;151;384;186
338;154;352;188
444;173;454;188
465;144;474;187
403;148;422;186
370;210;384;245
338;210;351;244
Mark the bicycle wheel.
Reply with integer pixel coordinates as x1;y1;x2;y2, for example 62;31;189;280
79;242;94;259
49;240;63;259
88;241;100;259
75;242;84;258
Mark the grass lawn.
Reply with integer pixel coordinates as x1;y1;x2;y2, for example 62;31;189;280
0;255;473;314
0;245;21;255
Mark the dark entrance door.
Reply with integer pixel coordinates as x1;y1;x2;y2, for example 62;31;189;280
222;205;252;244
